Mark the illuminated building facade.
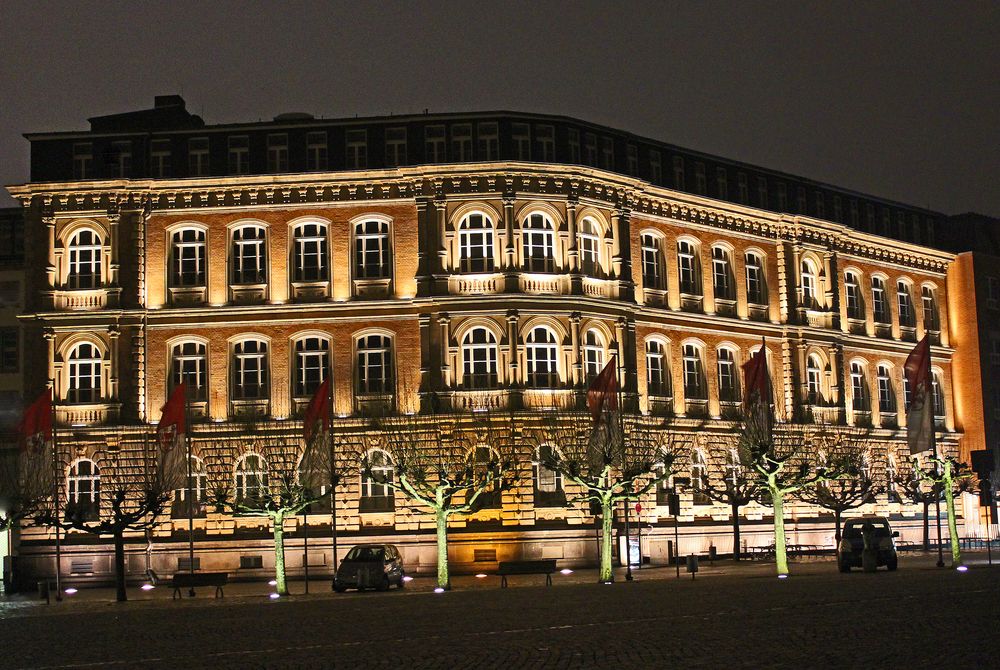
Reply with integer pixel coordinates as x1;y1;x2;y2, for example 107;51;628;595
6;97;978;584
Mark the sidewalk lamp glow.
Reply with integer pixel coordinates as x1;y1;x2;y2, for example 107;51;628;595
64;588;78;595
269;592;280;599
140;584;155;591
268;580;278;586
956;565;968;572
402;576;413;583
433;587;445;593
777;574;788;579
475;573;487;578
560;568;573;575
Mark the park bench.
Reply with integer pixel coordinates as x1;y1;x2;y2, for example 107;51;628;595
171;572;228;599
497;559;557;588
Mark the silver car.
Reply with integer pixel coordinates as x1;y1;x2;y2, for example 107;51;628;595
334;544;406;592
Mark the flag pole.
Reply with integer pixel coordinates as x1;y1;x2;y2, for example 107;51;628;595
49;383;62;601
613;345;633;581
928;343;944;568
328;378;339;590
184;389;197;594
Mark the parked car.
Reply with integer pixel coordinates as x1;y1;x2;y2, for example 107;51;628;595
334;544;406;592
837;517;899;572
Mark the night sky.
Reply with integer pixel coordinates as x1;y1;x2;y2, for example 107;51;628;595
2;1;997;216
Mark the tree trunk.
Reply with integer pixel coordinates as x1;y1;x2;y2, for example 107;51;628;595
273;510;288;595
943;467;962;567
834;509;843;543
435;507;450;590
599;498;614;583
731;502;741;561
922;499;931;550
771;484;789;576
113;529;127;602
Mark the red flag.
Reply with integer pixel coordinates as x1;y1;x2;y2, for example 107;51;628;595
158;383;187;450
741;339;769;408
587;357;619;424
303;377;331;443
17;389;52;453
904;336;933;454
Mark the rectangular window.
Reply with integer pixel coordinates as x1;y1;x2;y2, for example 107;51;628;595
682;344;704;399
776;182;787;211
641;234;663;290
672;156;685;190
425;125;446;163
897;281;914;326
737;173;749;204
228;136;250;175
568;129;581;164
815;191;825;218
880;208;891;236
266;133;288;173
865;203;875;232
306;131;328;171
584;133;598;166
649;150;662;183
922;287;939;330
716;167;729;200
385;127;407;166
745;253;765;305
797;188;808;215
896;211;907;239
188;137;209;176
677;241;699;295
694;162;707;195
626;144;638;175
150;139;171;177
512;123;531;160
833;195;843;222
110;141;132;178
345;129;367;169
476;122;498;160
845;273;862;319
536;125;555;162
0;329;17;373
451;124;472;162
600;137;614;170
850;200;860;227
72;143;93;180
872;278;889;324
712;247;732;300
756;176;768;208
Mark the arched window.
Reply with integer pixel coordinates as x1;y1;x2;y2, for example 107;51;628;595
172;456;207;518
745;251;767;305
690;450;710;505
67;342;102;403
354;219;391;279
677;239;701;295
641;233;665;290
469;445;501;509
800;259;818;308
66;459;100;521
806;354;823;405
231;225;267;284
292;221;329;282
682;343;705;399
897;281;915;327
532;444;565;507
717;347;740;403
462;327;498;389
231;339;269;400
851;362;869;412
356;334;394;395
877;364;895;413
932;371;945;418
845;271;863;320
170;228;206;287
171;341;207;402
578;217;602;276
294;336;329;397
645;339;670;397
583;329;606;383
903;375;912;412
872;276;889;324
521;212;555;272
458;213;495;273
360;449;394;512
67;229;103;289
234;453;269;503
526;326;558;388
712;246;734;300
921;286;940;331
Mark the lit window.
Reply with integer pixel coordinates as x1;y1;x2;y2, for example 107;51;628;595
171;341;207;402
521;213;555;273
67;460;100;521
533;444;564;506
234;453;269;503
354;219;391;280
745;252;766;305
877;364;894;413
800;259;818;308
458;213;495;273
845;271;863;319
360;450;394;512
691;450;710;504
712;246;733;300
294;336;329;397
231;226;267;285
356;334;393;395
526;327;558;388
583;329;606;383
293;222;329;282
67;229;103;289
717;347;739;403
228;136;249;175
67;343;102;403
851;363;868;412
806;355;822;405
578;217;602;276
677;240;700;295
932;372;945;418
172;456;208;519
267;133;288;173
641;233;664;290
682;344;705;399
232;340;269;400
306;132;328;171
385;127;407;166
462;327;498;389
170;228;206;287
872;277;889;324
646;339;669;396
345;129;367;169
921;286;939;330
897;281;915;327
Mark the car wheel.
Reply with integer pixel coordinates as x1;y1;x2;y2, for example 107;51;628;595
377;575;390;592
334;584;346;593
838;556;851;573
397;572;406;589
887;556;898;571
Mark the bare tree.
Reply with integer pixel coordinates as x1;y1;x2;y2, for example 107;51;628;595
693;434;760;561
35;427;172;602
911;453;975;567
0;434;53;591
356;412;519;590
530;412;686;584
204;419;333;596
893;460;940;550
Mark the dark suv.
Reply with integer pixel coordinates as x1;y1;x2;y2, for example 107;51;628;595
334;544;406;592
837;517;899;572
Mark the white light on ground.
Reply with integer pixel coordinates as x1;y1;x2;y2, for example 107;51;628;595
64;588;78;595
268;580;277;586
778;574;788;579
269;593;280;599
560;569;573;575
402;576;413;582
433;587;445;593
956;566;969;572
475;573;487;578
140;584;155;591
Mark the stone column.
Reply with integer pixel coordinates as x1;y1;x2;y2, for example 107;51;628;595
415;197;432;296
569;312;582;387
439;313;452;389
418;314;433;412
565;197;578;272
506;310;521;410
108;327;120;410
43;211;57;290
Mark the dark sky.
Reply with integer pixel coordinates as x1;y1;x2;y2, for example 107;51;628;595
2;1;997;215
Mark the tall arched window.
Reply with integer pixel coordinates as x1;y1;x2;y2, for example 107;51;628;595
677;239;701;295
234;453;269;502
717;347;739;403
645;339;670;396
67;342;102;403
170;228;206;287
172;456;207;518
872;276;889;323
171;341;207;402
360;449;395;512
877;364;895;414
532;444;565;507
356;334;394;395
932;371;945;418
231;225;267;284
745;251;767;305
712;246;734;300
583;329;606;382
521;212;555;272
292;221;329;282
800;259;818;308
231;339;269;400
922;286;940;331
851;362;869;412
690;450;710;505
67;229;103;289
844;271;863;320
897;281;915;327
682;343;706;399
462;327;498;389
66;459;100;521
526;326;558;388
806;354;823;405
294;336;329;397
641;233;665;290
458;213;495;273
354;219;391;279
578;217;602;276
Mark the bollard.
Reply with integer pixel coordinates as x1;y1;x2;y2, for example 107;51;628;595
686;554;699;580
